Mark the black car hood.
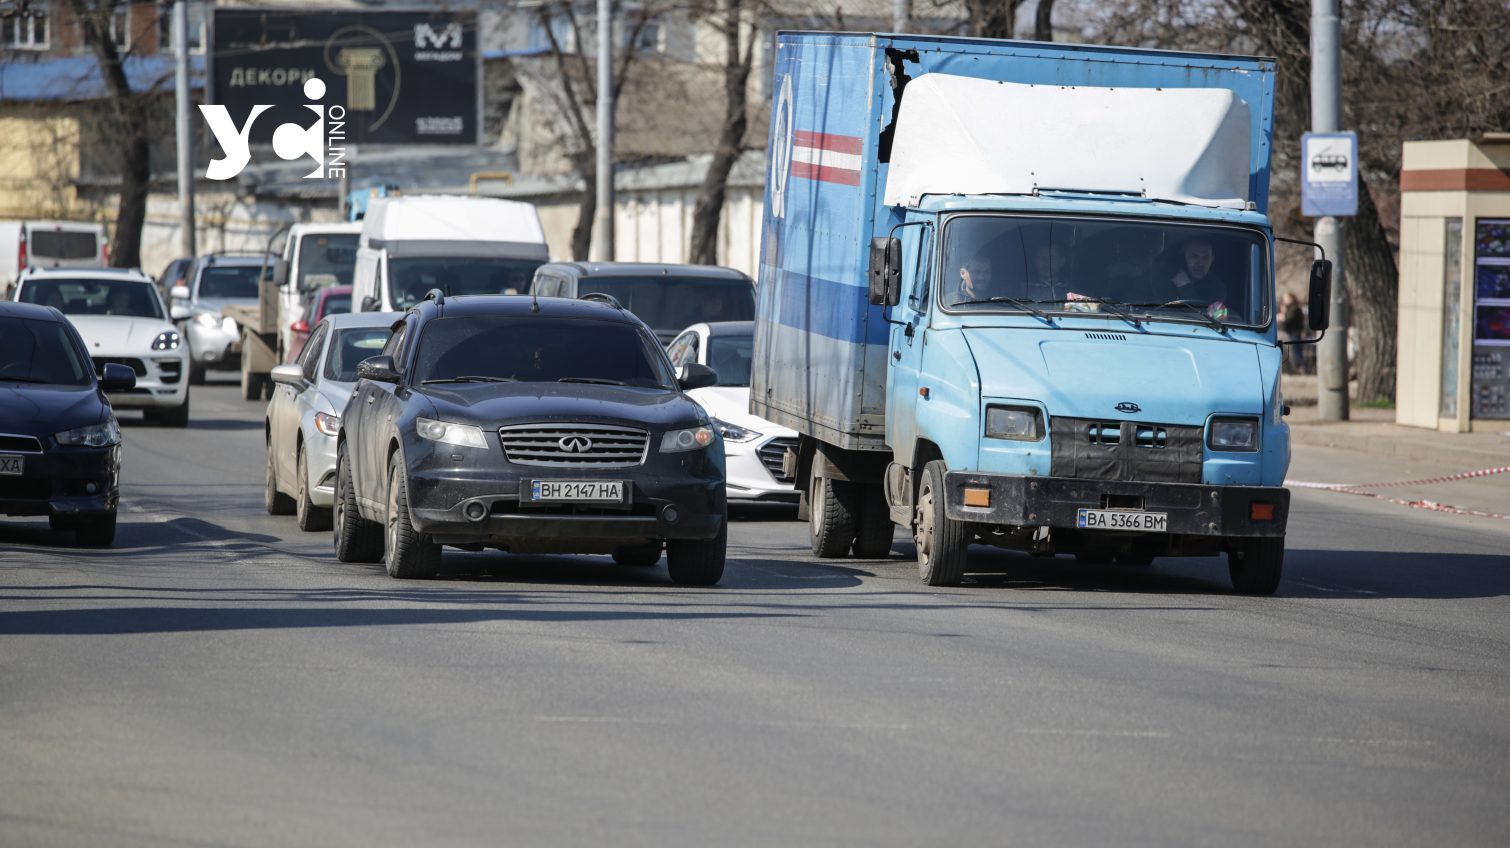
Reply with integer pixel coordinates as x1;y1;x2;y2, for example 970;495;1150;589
418;382;705;430
0;384;105;437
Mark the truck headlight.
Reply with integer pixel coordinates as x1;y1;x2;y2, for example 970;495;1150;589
313;411;341;437
1209;417;1259;451
712;418;760;443
152;330;181;351
415;417;487;448
985;405;1044;441
56;419;121;447
660;426;715;453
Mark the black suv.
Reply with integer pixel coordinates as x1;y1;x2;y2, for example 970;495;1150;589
334;292;728;583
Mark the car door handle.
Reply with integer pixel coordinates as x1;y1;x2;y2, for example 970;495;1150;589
366;394;375;404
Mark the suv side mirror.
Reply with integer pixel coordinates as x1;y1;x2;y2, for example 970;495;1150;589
100;362;137;392
1308;259;1332;332
678;362;718;392
170;285;190;301
868;237;902;306
169;305;192;321
356;355;400;384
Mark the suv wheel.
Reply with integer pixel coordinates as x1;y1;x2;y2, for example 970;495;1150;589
666;518;726;585
385;453;441;579
333;447;383;563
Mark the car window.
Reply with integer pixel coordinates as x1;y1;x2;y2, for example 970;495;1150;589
196;265;263;299
300;323;329;382
19;278;164;319
381;321;408;362
320;292;352;318
29;230;100;261
294;233;358;291
706;333;754;386
325;327;394;382
667;332;699;368
388;257;543;309
0;316;92;387
573;277;755;333
413;316;674;388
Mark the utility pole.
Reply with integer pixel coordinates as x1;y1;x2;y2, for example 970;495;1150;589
891;0;910;32
594;0;615;261
1311;0;1348;420
173;0;196;256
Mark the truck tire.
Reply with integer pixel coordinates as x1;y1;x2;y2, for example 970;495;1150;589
264;448;295;515
334;448;383;563
189;361;205;385
295;447;332;532
851;483;894;558
666;519;726;585
808;464;857;558
914;460;969;586
241;369;266;402
1228;537;1283;595
385;453;442;579
612;542;663;567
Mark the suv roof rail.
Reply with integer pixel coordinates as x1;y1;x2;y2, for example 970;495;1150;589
423;288;445;306
579;292;624;310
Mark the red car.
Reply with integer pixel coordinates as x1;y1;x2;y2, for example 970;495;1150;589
284;285;353;364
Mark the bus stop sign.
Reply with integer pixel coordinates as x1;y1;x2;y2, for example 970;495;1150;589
1302;132;1358;217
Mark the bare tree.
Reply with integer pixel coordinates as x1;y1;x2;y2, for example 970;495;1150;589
687;0;760;265
1033;0;1055;41
963;0;1022;38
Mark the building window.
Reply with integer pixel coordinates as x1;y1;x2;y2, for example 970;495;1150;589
110;4;131;51
3;1;51;50
632;19;662;53
155;1;206;54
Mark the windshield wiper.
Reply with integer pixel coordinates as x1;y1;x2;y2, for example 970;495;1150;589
421;375;517;384
1037;296;1143;329
952;296;1056;324
1134;299;1225;331
0;376;51;384
557;377;626;386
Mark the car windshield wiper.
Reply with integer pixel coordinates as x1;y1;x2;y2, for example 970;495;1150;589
420;375;517;384
1133;299;1225;331
952;296;1056;324
0;376;51;384
557;377;627;385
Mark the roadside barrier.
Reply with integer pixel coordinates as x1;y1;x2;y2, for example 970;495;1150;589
1286;465;1510;521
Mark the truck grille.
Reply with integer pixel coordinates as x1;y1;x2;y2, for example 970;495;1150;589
0;434;43;453
758;437;797;483
1051;417;1202;484
93;357;147;377
497;422;649;467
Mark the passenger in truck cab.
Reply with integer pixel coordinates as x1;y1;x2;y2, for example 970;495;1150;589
1025;242;1072;302
1166;239;1227;303
950;253;995;304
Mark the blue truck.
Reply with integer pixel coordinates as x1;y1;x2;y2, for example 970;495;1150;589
750;32;1331;593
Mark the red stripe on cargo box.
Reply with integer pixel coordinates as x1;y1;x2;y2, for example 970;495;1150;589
792;131;863;186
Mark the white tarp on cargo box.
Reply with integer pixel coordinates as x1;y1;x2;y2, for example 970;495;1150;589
882;75;1252;209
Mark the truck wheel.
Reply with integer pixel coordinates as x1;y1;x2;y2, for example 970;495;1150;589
666;518;726;585
264;448;295;515
808;465;856;558
851;483;894;558
73;510;117;547
385;453;441;579
914;460;969;586
612;542;662;567
295;447;332;532
1227;537;1284;595
334;448;384;563
241;370;266;402
189;361;206;385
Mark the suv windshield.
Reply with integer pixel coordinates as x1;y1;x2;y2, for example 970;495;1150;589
295;233;358;291
0;316;92;386
20;278;164;319
575;278;755;338
197;264;264;299
389;257;542;309
706;333;754;386
940;215;1270;326
413;317;674;388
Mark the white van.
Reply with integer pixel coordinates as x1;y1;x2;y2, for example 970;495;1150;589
351;196;549;313
0;220;109;297
275;221;362;354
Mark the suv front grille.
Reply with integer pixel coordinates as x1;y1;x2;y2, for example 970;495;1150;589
497;422;650;467
758;437;797;483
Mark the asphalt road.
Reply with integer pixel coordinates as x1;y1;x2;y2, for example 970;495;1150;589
3;383;1507;847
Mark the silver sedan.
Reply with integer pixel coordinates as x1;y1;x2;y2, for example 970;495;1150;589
263;312;395;530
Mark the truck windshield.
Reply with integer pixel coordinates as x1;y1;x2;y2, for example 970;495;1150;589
412;317;674;389
295;233;358;291
940;215;1270;327
388;257;543;309
29;230;100;261
573;278;755;341
197;265;264;300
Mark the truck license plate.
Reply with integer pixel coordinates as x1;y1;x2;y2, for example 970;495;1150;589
528;480;625;503
0;454;22;476
1077;508;1167;532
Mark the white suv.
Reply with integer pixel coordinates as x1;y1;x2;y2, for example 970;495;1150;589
13;267;191;426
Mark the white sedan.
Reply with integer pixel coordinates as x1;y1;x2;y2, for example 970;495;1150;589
667;321;799;504
264;312;394;530
13;268;191;426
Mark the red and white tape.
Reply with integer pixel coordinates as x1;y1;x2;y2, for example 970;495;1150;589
1286;465;1510;521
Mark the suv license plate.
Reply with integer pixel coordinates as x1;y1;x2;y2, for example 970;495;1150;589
0;454;22;476
528;480;626;504
1077;508;1167;532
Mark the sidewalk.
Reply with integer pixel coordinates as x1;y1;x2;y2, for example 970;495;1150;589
1282;374;1510;470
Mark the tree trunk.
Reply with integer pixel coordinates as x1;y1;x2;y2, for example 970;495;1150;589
573;158;596;261
964;0;1021;39
1346;177;1398;403
1034;0;1056;41
689;0;754;267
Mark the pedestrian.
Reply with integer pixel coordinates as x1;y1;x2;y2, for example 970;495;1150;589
1279;291;1306;372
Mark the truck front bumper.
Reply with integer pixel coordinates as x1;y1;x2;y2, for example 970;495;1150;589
943;472;1288;538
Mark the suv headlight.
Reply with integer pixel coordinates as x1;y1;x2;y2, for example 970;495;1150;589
985;405;1044;441
712;418;760;443
56;419;121;447
152;330;181;351
415;417;487;448
1209;417;1259;451
660;426;715;453
194;312;220;328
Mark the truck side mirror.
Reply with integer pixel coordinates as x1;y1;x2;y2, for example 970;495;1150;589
360;295;380;313
270;258;288;289
1307;259;1331;332
868;237;902;306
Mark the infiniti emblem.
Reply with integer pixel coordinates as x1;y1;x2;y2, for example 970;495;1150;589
558;436;593;453
1115;402;1142;414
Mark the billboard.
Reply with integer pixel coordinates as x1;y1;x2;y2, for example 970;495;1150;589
209;9;479;146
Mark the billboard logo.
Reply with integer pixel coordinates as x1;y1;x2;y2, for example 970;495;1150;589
415;23;462;50
200;77;348;180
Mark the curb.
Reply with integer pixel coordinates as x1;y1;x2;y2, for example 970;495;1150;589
1288;424;1510;470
